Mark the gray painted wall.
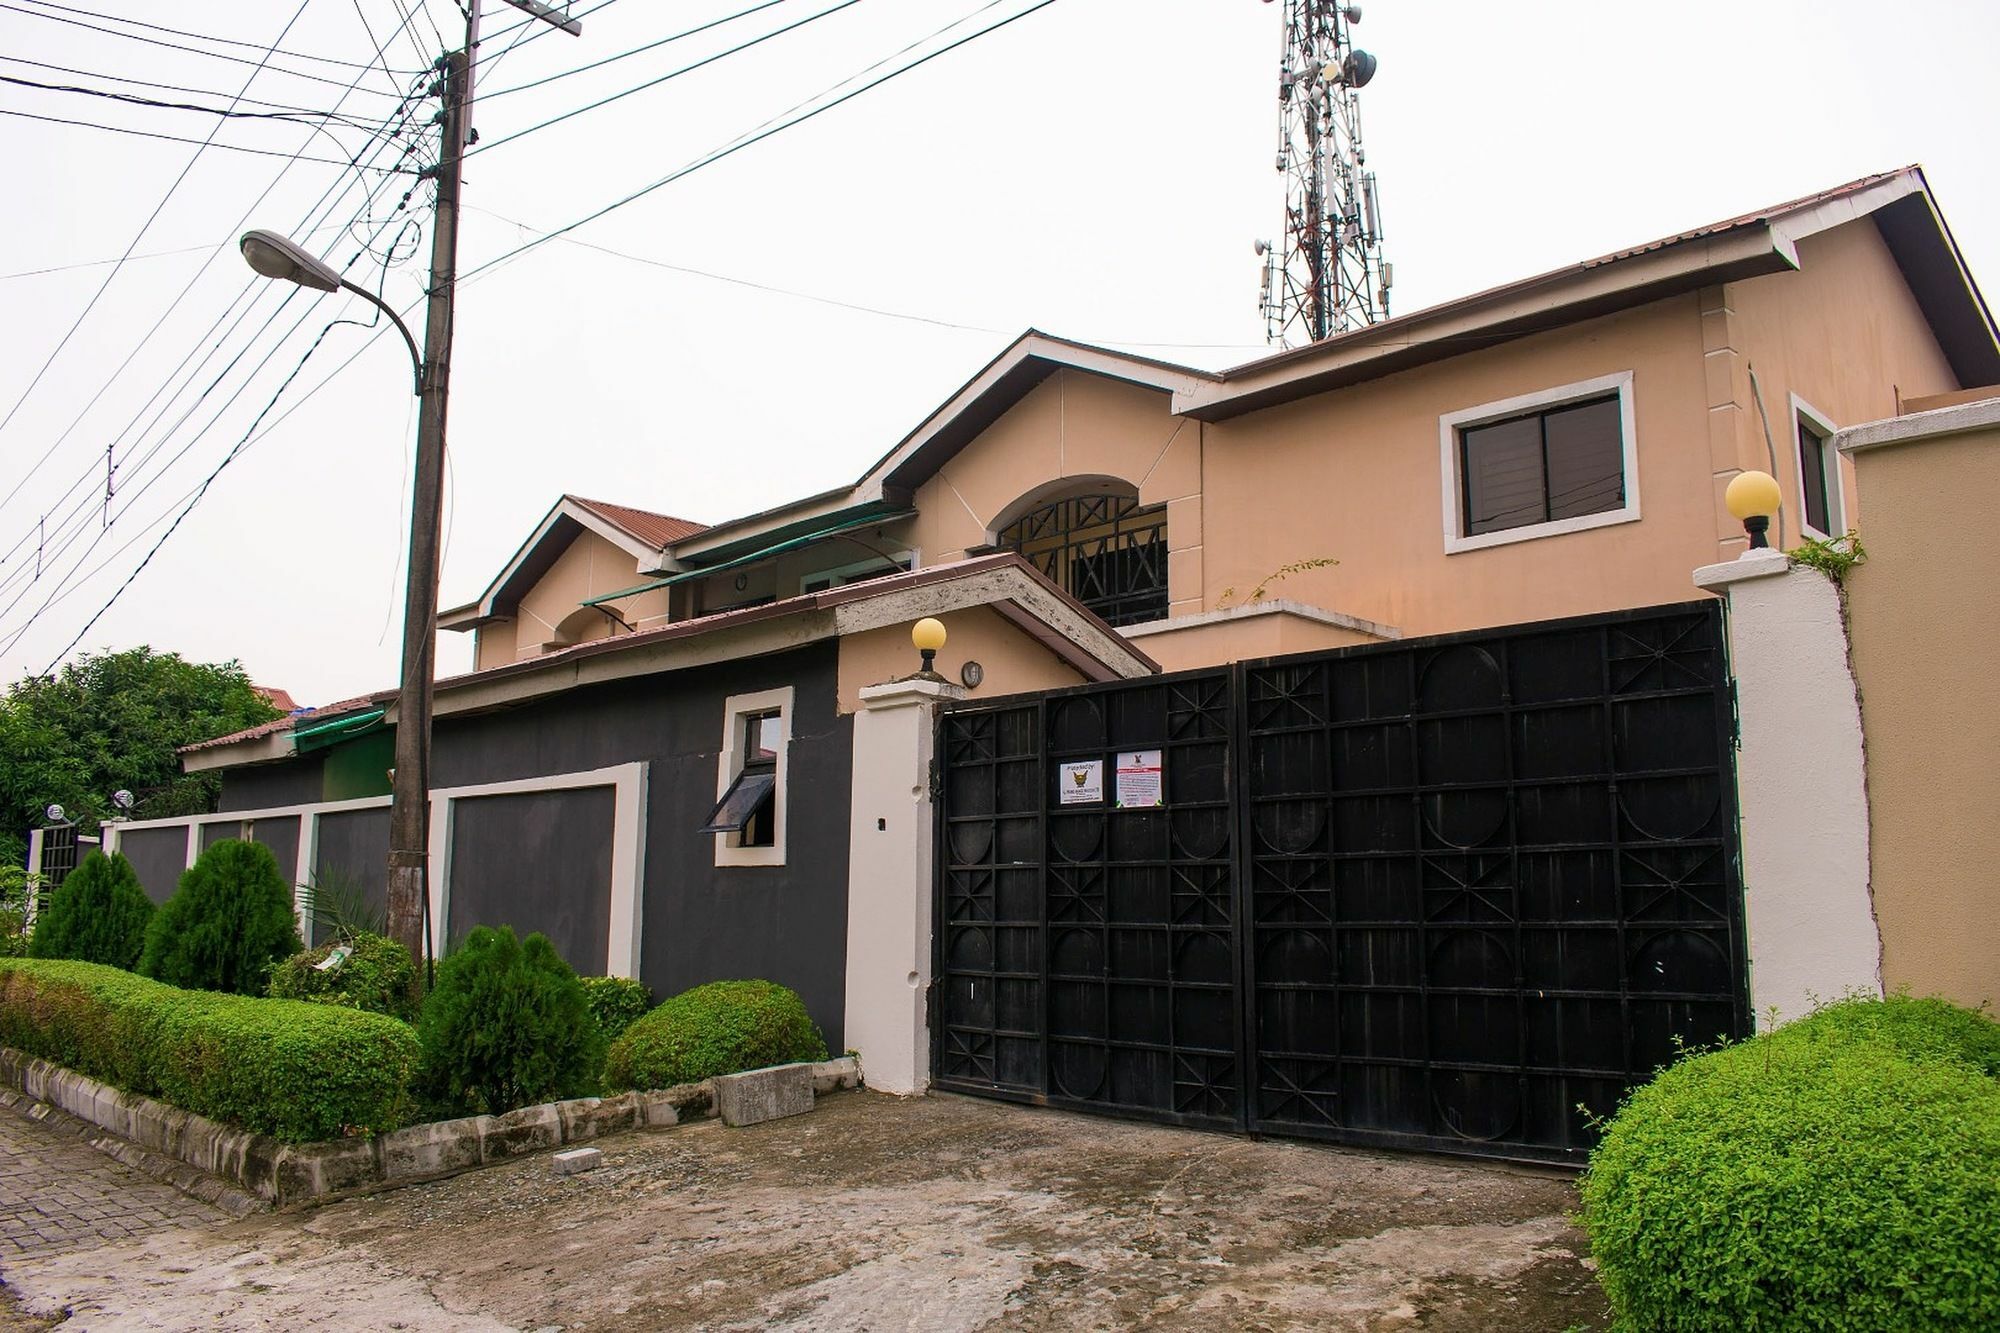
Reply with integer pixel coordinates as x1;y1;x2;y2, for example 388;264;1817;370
119;827;188;904
312;808;390;946
447;787;615;974
218;755;323;812
216;642;855;1045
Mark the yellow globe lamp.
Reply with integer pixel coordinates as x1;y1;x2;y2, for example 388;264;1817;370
911;617;947;675
1724;469;1782;549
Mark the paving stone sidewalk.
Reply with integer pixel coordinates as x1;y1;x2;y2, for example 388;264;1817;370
0;1098;227;1262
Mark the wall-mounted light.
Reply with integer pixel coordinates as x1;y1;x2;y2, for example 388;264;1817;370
1725;470;1782;550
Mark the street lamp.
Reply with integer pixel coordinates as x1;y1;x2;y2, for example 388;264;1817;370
240;227;444;986
239;231;422;394
1724;469;1783;551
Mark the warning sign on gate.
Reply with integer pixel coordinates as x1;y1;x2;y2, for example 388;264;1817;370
1057;759;1103;805
1114;749;1164;808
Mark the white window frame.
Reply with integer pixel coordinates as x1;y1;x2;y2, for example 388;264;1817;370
1438;370;1640;554
713;686;792;868
799;549;915;596
1790;394;1846;541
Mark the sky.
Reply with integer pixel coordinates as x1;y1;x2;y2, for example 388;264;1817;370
0;0;1994;705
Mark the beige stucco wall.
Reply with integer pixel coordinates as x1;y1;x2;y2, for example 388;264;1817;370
1201;298;1724;637
910;371;1204;612
1717;223;1958;553
472;529;670;672
1844;424;2000;1010
836;605;1089;715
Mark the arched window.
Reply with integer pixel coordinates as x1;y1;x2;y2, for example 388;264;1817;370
996;491;1168;627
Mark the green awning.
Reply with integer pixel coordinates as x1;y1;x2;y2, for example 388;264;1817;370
581;508;916;608
292;708;386;754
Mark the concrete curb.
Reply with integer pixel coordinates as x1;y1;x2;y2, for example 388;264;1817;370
0;1047;862;1208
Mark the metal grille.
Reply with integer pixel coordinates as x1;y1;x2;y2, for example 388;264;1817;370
934;602;1746;1163
996;494;1168;628
34;823;79;918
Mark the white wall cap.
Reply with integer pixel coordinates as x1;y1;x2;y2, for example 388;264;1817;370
858;678;967;710
1833;395;2000;456
1693;548;1791;591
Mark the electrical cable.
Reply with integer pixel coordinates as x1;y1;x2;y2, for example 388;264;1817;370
0;52;407;120
462;0;1061;280
471;0;622;72
0;107;411;167
12;0;426;73
0;74;419;142
477;0;791;101
0;3;416;100
463;0;864;162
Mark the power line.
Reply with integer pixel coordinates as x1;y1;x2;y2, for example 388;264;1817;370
0;73;413;137
0;107;411;167
0;52;408;120
471;0;621;72
0;0;318;468
464;0;865;162
462;0;1062;281
0;3;415;100
477;0;790;101
14;0;426;73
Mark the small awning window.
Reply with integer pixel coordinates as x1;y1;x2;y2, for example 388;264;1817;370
700;769;776;835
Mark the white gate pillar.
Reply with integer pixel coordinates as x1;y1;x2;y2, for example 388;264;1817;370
843;676;964;1095
1695;549;1882;1026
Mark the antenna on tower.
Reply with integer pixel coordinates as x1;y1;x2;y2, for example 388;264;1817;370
1258;1;1393;346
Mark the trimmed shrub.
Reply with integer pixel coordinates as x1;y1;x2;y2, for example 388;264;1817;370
416;926;602;1116
0;906;26;959
580;974;651;1045
605;979;826;1092
267;932;418;1024
140;839;302;994
27;850;153;969
0;957;416;1140
1581;995;2000;1331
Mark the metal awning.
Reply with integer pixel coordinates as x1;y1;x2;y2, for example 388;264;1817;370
291;708;387;754
581;508;916;608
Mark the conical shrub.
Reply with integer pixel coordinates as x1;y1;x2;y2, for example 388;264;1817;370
28;850;153;970
139;839;302;994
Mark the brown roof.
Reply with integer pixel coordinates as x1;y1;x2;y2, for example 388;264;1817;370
565;495;707;549
181;692;385;754
253;685;300;712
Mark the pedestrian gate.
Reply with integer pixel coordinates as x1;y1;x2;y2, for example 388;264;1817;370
933;602;1745;1163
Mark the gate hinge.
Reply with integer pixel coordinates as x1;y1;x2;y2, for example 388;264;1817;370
927;755;944;803
1728;678;1743;750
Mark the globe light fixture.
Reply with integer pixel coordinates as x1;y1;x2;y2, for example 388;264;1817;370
912;618;947;676
1724;470;1783;550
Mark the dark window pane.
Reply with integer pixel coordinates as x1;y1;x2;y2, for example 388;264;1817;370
1463;416;1546;535
1798;419;1831;533
700;770;776;835
997;493;1168;627
1543;397;1625;521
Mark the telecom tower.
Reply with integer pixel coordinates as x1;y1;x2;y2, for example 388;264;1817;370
1257;1;1390;346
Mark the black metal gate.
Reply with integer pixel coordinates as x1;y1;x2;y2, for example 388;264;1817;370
933;601;1746;1163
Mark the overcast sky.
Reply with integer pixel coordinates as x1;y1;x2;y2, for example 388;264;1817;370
1;0;1993;705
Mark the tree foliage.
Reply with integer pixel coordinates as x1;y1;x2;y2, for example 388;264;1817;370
140;839;302;995
0;647;281;867
28;850;153;969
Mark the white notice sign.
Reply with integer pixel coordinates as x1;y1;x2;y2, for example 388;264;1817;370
1058;759;1104;805
1115;749;1164;808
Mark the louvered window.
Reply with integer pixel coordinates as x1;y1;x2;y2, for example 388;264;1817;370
1461;394;1625;537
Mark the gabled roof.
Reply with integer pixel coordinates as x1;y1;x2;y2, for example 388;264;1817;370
439;494;705;630
192;554;1158;772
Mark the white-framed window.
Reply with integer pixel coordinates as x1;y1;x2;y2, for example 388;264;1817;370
703;686;791;868
1438;371;1640;554
1791;395;1845;540
800;551;913;595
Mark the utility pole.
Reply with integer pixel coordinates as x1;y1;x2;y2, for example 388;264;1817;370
384;4;580;971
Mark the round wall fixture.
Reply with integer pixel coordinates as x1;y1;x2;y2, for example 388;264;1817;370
960;660;985;689
733;573;749;591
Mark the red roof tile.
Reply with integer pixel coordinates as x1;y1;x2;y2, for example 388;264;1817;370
566;495;707;549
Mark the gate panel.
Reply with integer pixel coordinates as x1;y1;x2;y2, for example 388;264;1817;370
935;602;1744;1163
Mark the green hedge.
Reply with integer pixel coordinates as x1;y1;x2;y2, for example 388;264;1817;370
0;957;416;1141
605;979;825;1092
580;975;651;1046
267;932;419;1024
1581;995;2000;1331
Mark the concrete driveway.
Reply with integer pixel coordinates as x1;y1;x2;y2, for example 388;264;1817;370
2;1091;1608;1331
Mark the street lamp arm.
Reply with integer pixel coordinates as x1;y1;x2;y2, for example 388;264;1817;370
336;277;423;396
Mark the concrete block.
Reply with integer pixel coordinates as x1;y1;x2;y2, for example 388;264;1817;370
633;1091;682;1129
713;1063;814;1127
269;1136;380;1204
483;1103;561;1162
377;1115;485;1182
810;1057;862;1096
552;1147;602;1176
555;1092;638;1145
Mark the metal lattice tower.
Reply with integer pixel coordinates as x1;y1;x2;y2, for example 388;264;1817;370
1258;1;1391;346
